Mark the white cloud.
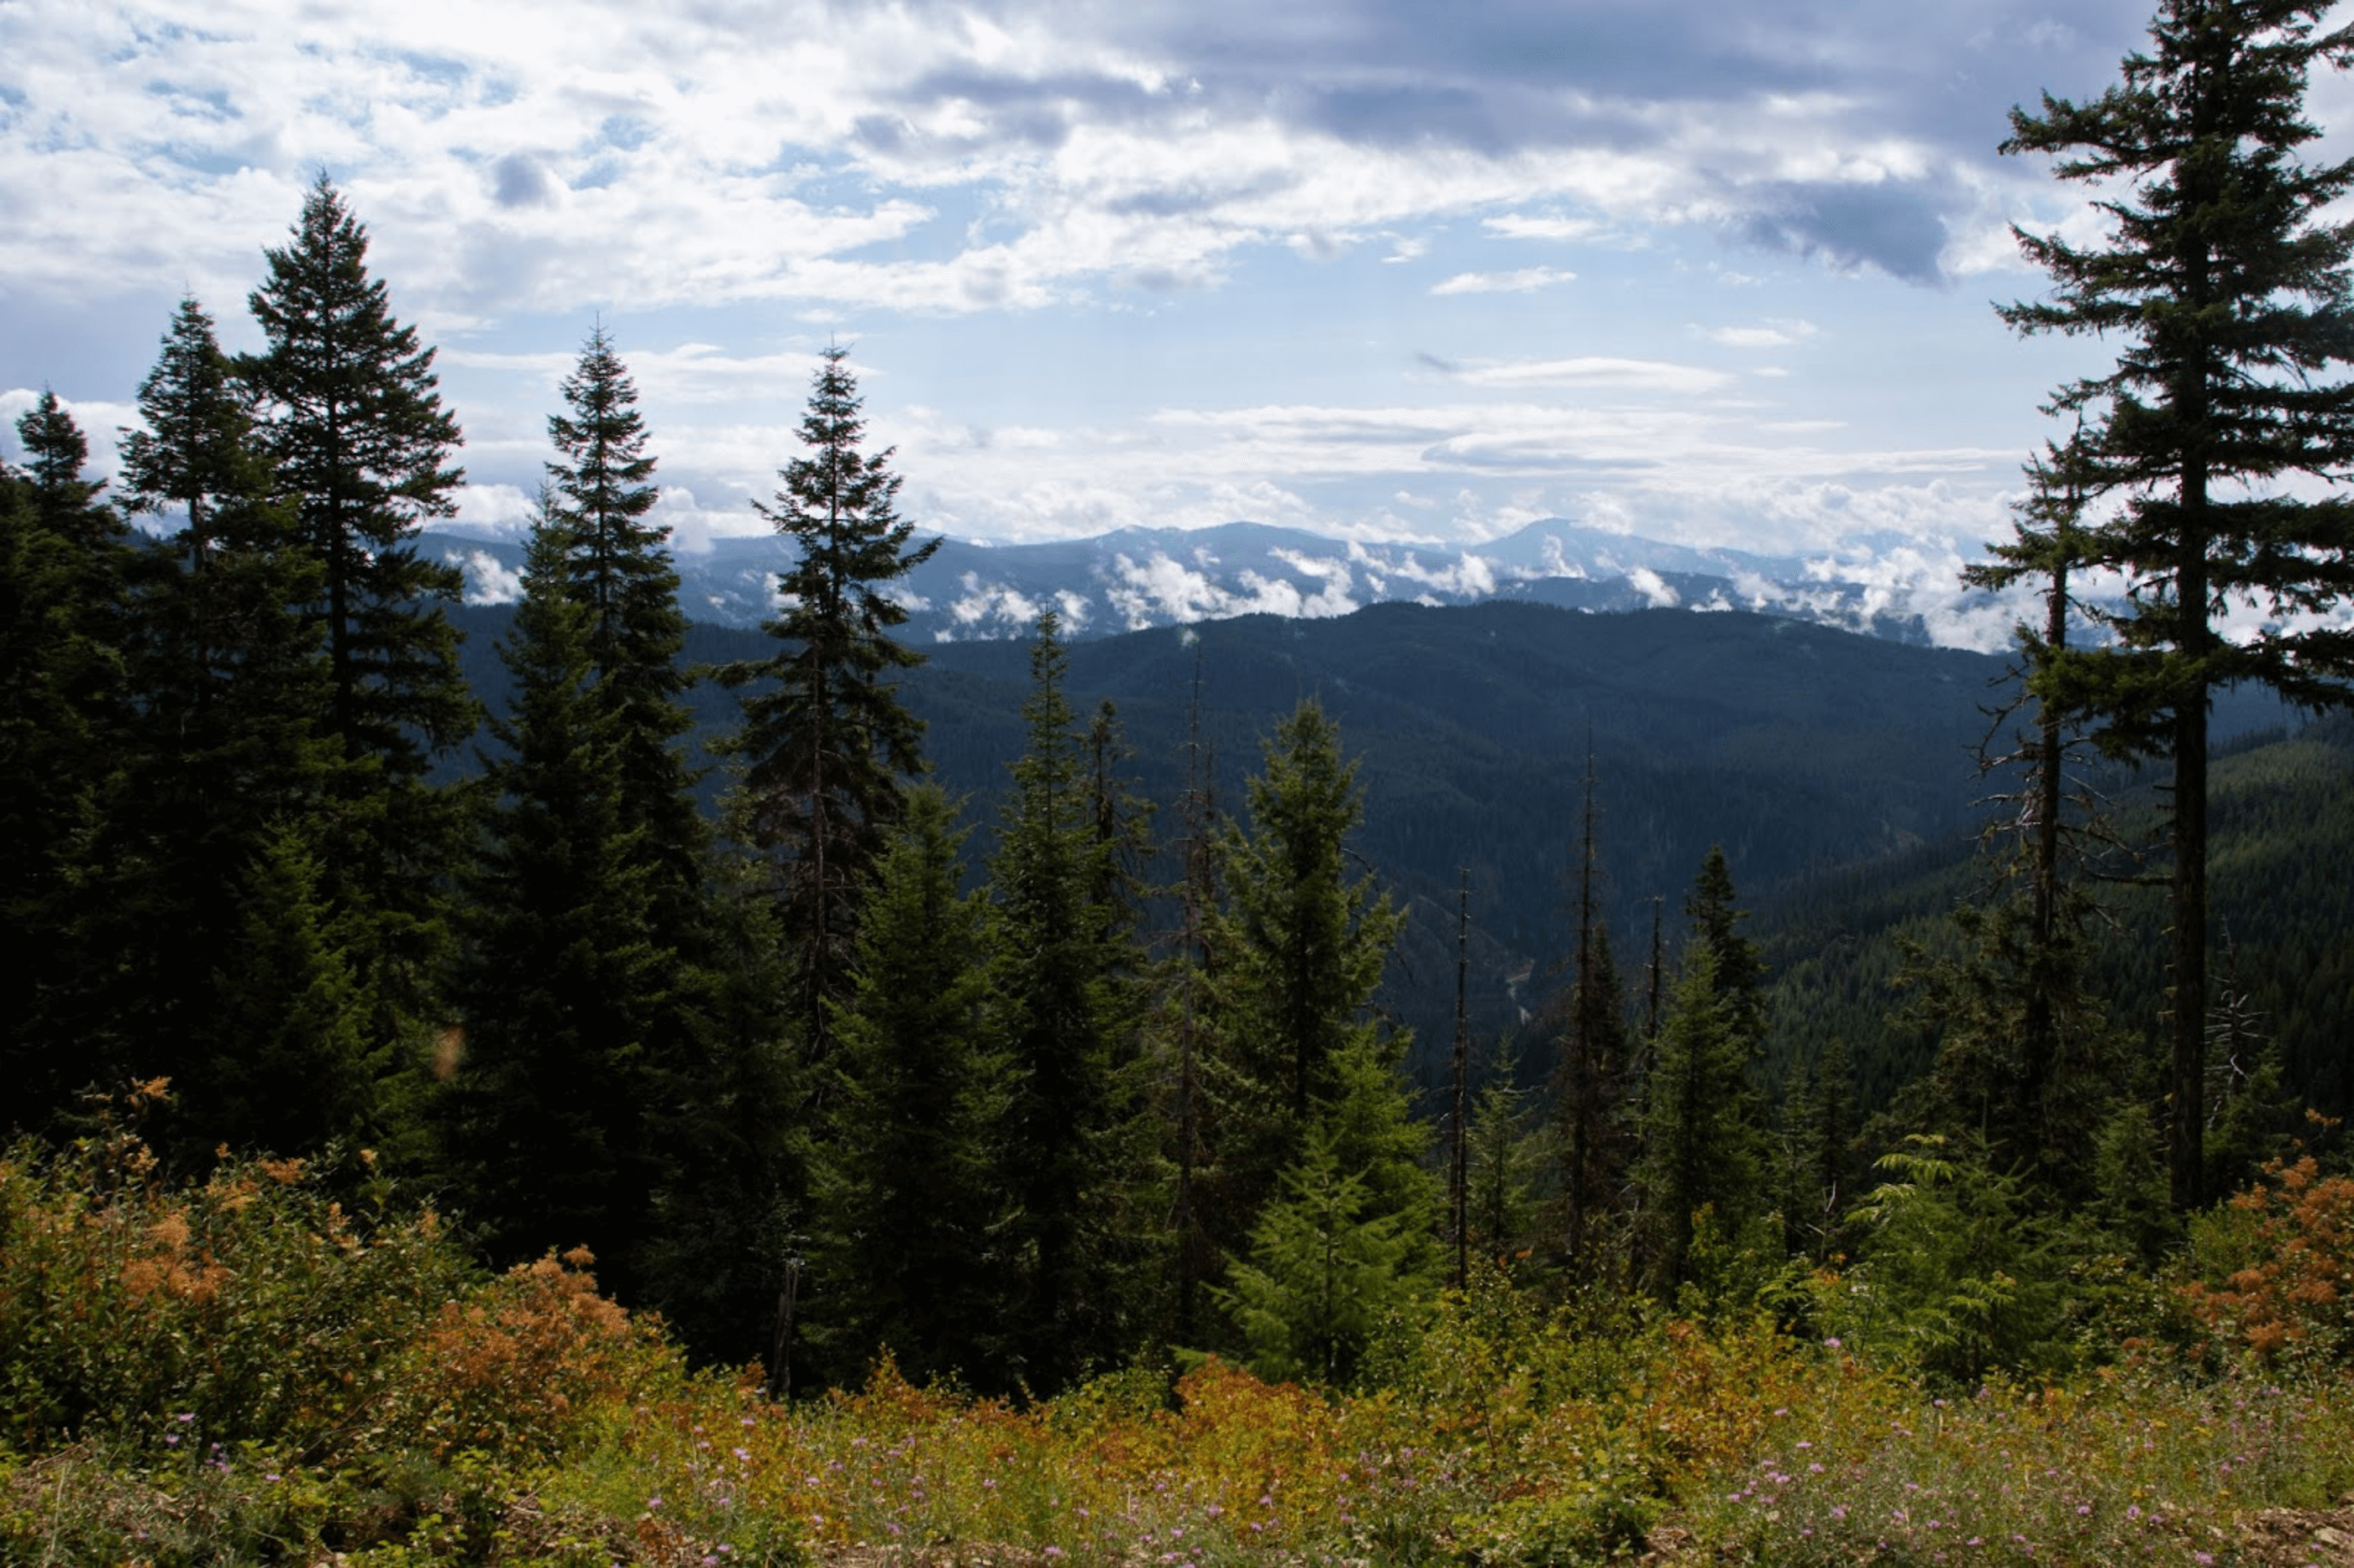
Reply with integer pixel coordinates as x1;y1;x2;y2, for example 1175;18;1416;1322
1438;357;1735;395
1626;566;1680;607
1431;266;1577;296
1700;318;1818;348
458;548;525;604
1482;215;1607;242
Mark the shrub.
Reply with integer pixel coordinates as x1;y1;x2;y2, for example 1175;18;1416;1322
0;1109;470;1453
2183;1148;2354;1372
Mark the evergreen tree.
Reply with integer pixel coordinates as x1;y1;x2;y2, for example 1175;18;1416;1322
1220;1125;1424;1388
2088;1099;2180;1264
17;391;115;545
806;787;1014;1391
239;175;476;1065
1466;1036;1544;1265
1963;439;2099;1120
1211;698;1407;1261
719;346;937;1057
989;613;1151;1388
1891;886;2130;1205
1553;923;1635;1267
1155;646;1226;1345
1842;1135;2071;1384
641;791;803;1376
1632;947;1765;1296
438;508;671;1292
0;396;129;1126
106;298;345;1157
2000;0;2354;1206
198;823;373;1157
1683;845;1767;1052
544;327;704;933
1320;1031;1441;1271
1776;1036;1860;1262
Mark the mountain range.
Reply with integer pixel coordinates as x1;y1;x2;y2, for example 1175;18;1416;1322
426;516;1950;646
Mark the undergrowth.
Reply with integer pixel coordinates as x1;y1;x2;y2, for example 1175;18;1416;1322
3;1109;2352;1566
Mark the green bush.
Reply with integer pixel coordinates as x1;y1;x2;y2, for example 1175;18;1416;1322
0;1102;472;1453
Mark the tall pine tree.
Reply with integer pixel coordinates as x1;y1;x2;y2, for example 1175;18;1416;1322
109;298;348;1158
0;396;131;1125
989;613;1151;1389
439;505;672;1292
1551;751;1635;1276
544;327;704;936
806;786;1014;1391
1632;947;1763;1297
2000;0;2354;1206
1209;699;1410;1312
239;176;476;1082
720;346;937;1058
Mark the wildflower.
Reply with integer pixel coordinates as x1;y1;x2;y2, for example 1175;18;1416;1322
734;1448;750;1462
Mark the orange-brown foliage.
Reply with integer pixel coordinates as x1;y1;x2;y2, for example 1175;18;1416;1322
2183;1154;2354;1367
393;1250;657;1461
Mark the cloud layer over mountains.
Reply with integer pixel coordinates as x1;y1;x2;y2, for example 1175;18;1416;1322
15;0;2346;594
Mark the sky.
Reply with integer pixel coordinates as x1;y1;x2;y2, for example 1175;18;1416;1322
8;0;2353;628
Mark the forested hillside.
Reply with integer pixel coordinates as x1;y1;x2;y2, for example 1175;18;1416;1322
1763;712;2354;1120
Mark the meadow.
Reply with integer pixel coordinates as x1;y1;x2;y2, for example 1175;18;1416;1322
6;1100;2353;1567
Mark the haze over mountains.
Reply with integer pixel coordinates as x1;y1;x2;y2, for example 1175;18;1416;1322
427;516;1966;648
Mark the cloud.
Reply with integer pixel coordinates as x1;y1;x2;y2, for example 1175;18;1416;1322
1431;266;1576;295
0;0;2116;335
1700;318;1817;348
1626;566;1680;608
1102;549;1360;629
1740;179;1955;284
1434;357;1734;395
1482;214;1607;242
458;548;525;603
